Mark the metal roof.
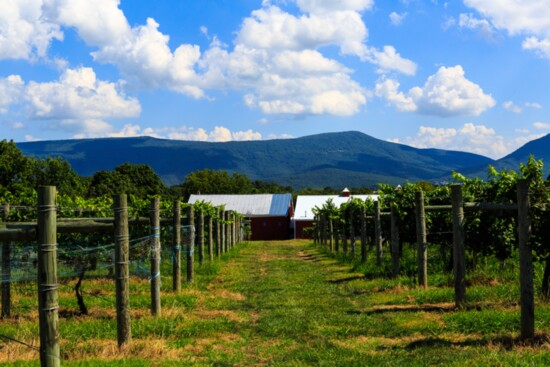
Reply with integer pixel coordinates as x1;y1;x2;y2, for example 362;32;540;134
188;194;292;217
293;194;379;221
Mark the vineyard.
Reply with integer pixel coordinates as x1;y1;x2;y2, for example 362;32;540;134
0;190;244;366
3;157;550;365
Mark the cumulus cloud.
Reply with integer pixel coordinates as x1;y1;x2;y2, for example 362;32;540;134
464;0;550;58
0;75;24;113
389;12;407;26
533;122;550;130
0;0;63;60
376;65;495;117
392;123;507;158
502;100;522;113
457;13;495;40
80;124;265;142
3;0;415;118
25;67;141;120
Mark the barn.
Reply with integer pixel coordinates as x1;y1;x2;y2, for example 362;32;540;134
292;188;378;239
188;194;294;241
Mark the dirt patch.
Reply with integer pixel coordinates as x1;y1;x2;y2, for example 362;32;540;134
210;289;246;301
194;309;247;323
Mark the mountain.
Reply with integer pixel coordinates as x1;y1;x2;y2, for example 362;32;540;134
17;131;495;189
458;133;550;179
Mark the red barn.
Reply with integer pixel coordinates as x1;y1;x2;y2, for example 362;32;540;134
188;194;294;241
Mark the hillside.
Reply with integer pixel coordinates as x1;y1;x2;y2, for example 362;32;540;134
458;133;550;179
17;131;495;188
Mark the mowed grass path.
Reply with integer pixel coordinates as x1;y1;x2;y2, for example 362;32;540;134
4;240;550;366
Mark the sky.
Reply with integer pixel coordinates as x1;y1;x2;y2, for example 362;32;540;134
1;0;550;159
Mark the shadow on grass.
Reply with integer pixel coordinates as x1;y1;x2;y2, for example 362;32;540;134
403;333;550;351
328;275;367;284
346;303;489;315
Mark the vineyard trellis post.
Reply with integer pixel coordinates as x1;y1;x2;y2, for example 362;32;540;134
216;208;221;258
226;211;231;251
37;186;60;367
517;179;534;339
187;205;195;283
390;205;400;277
114;194;131;346
451;185;466;308
220;210;225;254
349;209;356;257
208;214;214;262
329;216;334;252
342;214;348;255
172;200;181;292
2;202;10;318
374;200;382;267
360;206;367;263
415;191;428;288
150;198;161;316
198;208;204;266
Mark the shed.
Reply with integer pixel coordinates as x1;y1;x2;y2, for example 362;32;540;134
292;189;378;239
188;194;294;241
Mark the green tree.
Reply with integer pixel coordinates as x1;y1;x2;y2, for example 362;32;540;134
87;163;165;198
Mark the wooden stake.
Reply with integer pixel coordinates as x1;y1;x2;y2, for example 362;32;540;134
390;205;400;278
374;201;382;267
150;198;161;316
208;214;214;261
172;201;181;292
518;179;534;339
2;203;11;318
216;208;221;258
37;186;60;367
114;194;131;346
198;209;204;265
415;191;428;288
360;207;367;263
186;206;195;283
451;185;466;308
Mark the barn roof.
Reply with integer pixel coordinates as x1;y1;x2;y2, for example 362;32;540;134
293;194;378;221
188;194;292;217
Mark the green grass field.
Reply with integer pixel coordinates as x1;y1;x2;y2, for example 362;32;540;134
3;240;550;366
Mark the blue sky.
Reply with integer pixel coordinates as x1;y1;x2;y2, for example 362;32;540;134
1;0;550;159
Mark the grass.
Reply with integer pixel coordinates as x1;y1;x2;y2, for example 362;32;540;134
3;240;550;365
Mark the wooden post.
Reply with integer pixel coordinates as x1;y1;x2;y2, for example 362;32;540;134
518;179;534;339
415;191;428;288
114;194;131;346
150;198;161;316
172;201;181;292
329;217;334;252
37;186;60;366
216;208;221;258
360;206;367;263
186;206;195;283
220;210;225;254
198;209;204;266
390;205;400;278
2;203;11;318
226;211;231;251
208;214;214;261
451;185;466;308
374;200;382;267
349;209;356;257
342;217;348;255
335;224;339;253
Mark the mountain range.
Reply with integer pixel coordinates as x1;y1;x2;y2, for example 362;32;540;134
16;131;550;189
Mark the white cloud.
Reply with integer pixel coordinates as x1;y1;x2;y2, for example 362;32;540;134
389;12;407;26
393;123;507;158
464;0;550;58
376;65;496;117
296;0;374;14
0;0;63;60
533;122;550;130
502;100;522;113
525;102;542;109
0;75;24;113
457;13;495;40
25;67;141;120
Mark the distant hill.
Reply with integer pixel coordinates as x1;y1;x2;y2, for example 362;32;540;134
17;131;495;189
458;133;550;179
